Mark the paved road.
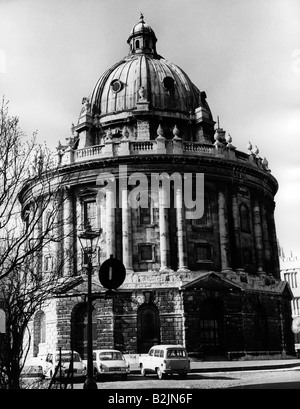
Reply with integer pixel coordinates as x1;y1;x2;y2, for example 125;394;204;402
71;366;300;390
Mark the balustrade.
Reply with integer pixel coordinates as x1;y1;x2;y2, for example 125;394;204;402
76;145;103;159
183;142;214;154
132;141;154;151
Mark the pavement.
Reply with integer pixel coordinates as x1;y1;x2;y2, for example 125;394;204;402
124;354;300;374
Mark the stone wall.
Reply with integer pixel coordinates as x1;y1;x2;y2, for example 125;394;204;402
183;287;295;356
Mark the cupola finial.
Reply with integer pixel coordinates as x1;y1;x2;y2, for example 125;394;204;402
128;13;157;56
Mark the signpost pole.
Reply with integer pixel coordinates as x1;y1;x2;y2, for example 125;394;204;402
84;258;97;389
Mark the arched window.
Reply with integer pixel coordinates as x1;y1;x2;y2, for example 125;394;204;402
71;303;97;360
239;203;250;232
136;40;140;49
33;311;46;357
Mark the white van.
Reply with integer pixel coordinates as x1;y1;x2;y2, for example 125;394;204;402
43;350;86;379
139;345;190;379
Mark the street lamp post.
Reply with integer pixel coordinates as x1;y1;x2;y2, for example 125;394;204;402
78;223;101;390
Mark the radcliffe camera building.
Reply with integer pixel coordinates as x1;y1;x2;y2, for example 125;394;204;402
21;15;294;359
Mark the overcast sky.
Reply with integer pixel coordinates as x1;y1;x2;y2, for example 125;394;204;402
1;0;300;259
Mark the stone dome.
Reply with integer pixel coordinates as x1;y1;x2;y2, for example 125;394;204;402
87;14;212;124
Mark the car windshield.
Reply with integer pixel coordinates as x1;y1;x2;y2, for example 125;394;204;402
55;353;81;362
166;349;186;358
99;352;124;360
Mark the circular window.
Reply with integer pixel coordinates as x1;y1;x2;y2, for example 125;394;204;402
110;80;123;93
163;76;174;91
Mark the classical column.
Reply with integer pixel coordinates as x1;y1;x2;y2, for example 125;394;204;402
63;188;74;276
218;190;231;272
106;189;115;258
34;201;43;274
268;202;281;279
55;190;64;276
261;203;272;276
121;188;133;271
231;193;243;271
159;183;170;271
175;187;188;271
252;198;265;275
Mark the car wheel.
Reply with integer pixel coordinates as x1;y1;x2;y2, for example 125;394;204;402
140;365;146;376
156;367;164;380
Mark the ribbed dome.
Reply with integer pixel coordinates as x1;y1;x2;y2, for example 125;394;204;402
85;15;212;124
89;55;202;118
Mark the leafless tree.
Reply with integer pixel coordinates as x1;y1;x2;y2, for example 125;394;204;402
0;99;78;388
0;98;69;281
0;259;82;389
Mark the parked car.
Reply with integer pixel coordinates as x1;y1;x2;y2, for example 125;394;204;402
21;364;45;379
92;349;130;380
43;350;86;379
139;344;190;379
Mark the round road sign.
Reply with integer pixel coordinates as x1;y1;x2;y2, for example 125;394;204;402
99;255;126;290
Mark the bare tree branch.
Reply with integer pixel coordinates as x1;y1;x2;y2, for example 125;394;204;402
0;98;80;388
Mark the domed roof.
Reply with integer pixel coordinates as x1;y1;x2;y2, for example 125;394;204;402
87;15;211;123
129;13;157;39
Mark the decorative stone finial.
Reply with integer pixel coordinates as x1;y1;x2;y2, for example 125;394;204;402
262;157;270;171
252;145;259;156
246;141;252;153
226;133;236;149
213;129;224;149
139;12;145;23
157;124;164;137
214;129;220;141
172;125;180;139
226;133;232;143
214;128;225;144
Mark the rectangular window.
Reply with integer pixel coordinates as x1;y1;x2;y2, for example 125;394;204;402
83;201;97;229
195;243;212;262
44;210;52;230
192;197;211;227
200;319;219;347
139;244;154;262
44;255;53;272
